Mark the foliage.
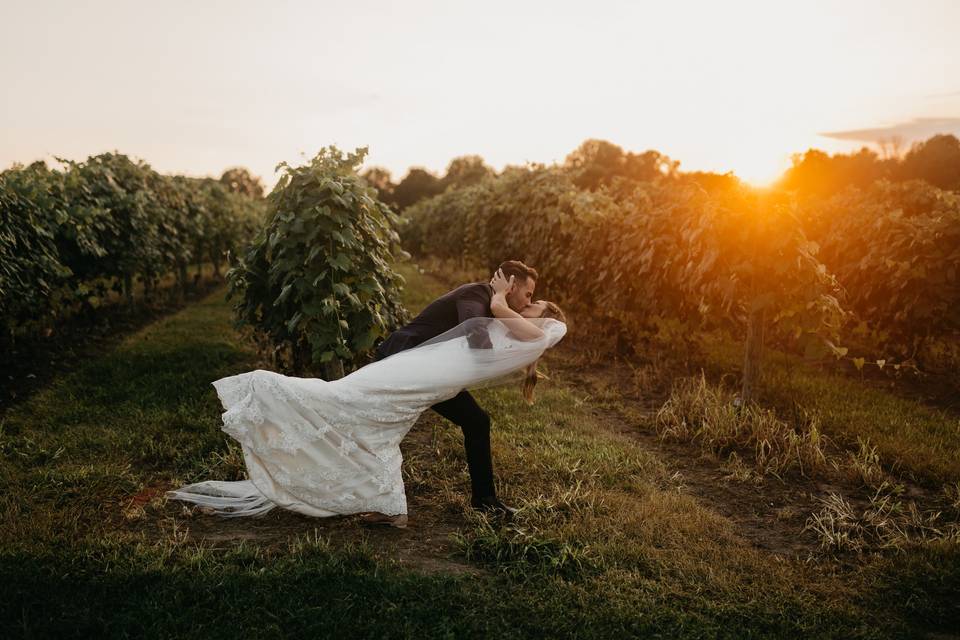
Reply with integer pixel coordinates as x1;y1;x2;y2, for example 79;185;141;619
440;155;496;191
803;179;960;364
779;147;895;198
392;167;444;210
900;134;960;191
403;164;846;386
359;166;397;206
225;146;408;376
220;167;265;199
778;133;960;198
364;155;496;211
0;153;265;343
684;187;846;360
0;163;72;333
563;138;679;192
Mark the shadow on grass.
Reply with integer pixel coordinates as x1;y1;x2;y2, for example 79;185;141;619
0;539;889;640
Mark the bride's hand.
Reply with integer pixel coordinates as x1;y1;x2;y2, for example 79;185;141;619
490;269;513;296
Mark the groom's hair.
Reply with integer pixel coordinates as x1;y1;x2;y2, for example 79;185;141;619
498;260;538;284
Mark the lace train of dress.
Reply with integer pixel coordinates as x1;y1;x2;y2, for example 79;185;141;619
166;317;566;518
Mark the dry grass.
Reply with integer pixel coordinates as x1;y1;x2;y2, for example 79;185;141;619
804;482;960;553
945;482;960;511
655;371;829;478
838;437;887;488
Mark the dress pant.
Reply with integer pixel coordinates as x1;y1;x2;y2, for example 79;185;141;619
429;389;497;501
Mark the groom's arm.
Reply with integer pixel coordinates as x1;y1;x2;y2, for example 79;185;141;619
456;285;493;349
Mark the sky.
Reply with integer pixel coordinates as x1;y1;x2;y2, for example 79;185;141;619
2;0;959;187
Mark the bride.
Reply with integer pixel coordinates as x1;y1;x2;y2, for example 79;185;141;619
166;270;567;528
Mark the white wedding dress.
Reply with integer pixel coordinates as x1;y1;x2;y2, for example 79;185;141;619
167;317;566;518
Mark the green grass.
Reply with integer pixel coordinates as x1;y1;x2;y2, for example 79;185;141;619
0;261;957;638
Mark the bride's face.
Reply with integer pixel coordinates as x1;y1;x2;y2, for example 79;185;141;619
519;300;547;318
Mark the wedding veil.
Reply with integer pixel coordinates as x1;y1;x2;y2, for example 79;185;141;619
355;316;567;397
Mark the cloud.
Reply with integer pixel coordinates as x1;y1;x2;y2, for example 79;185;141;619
819;117;960;144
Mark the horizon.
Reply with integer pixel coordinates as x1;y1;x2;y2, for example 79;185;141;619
2;0;959;188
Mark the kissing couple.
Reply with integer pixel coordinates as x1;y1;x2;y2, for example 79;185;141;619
168;260;567;528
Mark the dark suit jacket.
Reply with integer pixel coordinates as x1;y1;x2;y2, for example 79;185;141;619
374;282;494;360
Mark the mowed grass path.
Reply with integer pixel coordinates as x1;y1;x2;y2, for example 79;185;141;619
1;264;957;638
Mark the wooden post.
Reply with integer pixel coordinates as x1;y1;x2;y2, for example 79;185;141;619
123;273;134;307
741;306;765;404
178;262;189;299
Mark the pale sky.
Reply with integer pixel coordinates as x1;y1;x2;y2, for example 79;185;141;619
2;0;959;187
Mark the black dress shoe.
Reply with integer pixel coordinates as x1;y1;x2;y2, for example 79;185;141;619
470;496;518;518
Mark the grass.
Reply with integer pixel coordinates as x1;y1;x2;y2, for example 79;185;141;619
654;371;829;478
2;261;230;409
0;260;957;638
700;330;960;485
804;483;960;553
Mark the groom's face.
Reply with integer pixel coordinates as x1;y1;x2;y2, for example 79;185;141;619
507;276;536;313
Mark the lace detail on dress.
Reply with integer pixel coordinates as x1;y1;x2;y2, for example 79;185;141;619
221;388;265;444
208;368;411;516
338;438;359;456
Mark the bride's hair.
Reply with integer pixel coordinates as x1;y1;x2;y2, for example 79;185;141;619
522;300;566;404
539;300;566;324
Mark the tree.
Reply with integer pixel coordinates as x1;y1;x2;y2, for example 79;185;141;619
440;155;495;191
776;134;960;197
897;134;960;191
360;166;397;207
564;139;677;191
220;167;265;198
392;167;444;210
777;147;893;198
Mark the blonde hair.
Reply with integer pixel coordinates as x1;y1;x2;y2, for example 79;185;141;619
522;301;566;404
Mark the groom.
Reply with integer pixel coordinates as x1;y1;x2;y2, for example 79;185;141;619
373;259;539;518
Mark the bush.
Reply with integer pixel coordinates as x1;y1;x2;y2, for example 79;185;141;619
225;146;408;378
